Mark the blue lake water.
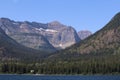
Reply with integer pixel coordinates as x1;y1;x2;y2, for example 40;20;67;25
0;75;120;80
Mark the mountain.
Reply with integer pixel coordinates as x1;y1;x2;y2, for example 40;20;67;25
1;13;120;74
50;12;120;58
44;13;120;75
0;18;56;52
47;21;80;49
0;27;49;61
78;30;92;40
0;18;80;52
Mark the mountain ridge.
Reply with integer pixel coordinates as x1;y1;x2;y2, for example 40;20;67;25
0;18;81;52
0;27;50;61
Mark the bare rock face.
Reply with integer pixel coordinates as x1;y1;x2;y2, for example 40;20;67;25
78;30;92;40
46;21;80;49
0;18;80;52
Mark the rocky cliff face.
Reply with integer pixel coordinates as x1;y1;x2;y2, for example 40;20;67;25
0;18;80;52
46;21;80;49
78;30;92;40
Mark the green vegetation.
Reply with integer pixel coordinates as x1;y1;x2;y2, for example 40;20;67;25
0;54;120;75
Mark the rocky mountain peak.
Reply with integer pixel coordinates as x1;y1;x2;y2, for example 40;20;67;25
78;30;92;40
47;21;66;30
48;21;62;26
0;18;13;25
0;18;11;21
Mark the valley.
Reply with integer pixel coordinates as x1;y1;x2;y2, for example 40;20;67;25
0;12;120;74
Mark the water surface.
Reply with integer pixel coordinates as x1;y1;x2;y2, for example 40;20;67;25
0;75;120;80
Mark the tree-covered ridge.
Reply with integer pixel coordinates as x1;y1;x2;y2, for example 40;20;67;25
50;12;120;58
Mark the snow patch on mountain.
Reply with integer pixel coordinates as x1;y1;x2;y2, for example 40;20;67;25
35;28;58;33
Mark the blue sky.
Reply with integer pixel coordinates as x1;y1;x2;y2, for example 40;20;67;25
0;0;120;33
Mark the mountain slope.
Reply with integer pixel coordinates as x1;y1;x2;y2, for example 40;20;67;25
50;12;120;58
0;27;49;61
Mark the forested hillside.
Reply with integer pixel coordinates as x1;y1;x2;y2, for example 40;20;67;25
51;12;120;59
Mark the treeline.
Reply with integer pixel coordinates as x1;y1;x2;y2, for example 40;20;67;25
0;54;120;75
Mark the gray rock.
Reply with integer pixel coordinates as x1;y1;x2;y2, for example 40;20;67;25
78;30;92;40
0;18;81;52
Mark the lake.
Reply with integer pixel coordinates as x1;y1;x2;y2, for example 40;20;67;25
0;75;120;80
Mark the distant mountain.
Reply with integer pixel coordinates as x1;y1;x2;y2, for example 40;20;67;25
47;21;80;49
0;27;48;61
78;30;92;40
0;18;80;52
0;18;56;52
50;12;120;58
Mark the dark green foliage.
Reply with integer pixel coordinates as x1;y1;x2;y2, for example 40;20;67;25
0;54;120;75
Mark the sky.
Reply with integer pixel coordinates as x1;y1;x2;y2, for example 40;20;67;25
0;0;120;33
